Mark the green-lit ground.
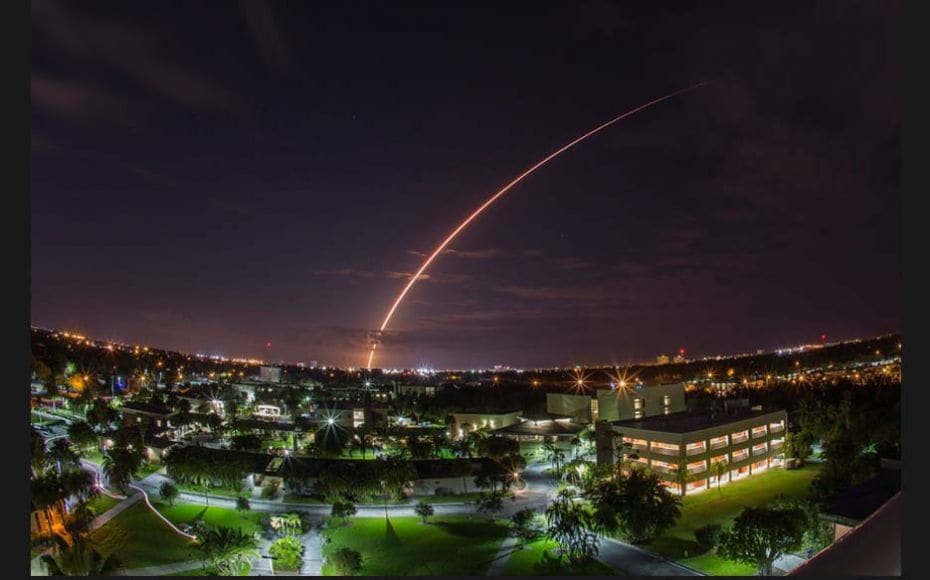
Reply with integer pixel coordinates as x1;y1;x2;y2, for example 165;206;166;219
88;499;264;570
89;501;194;569
501;539;620;576
644;464;822;575
151;500;265;534
321;516;509;576
86;494;121;516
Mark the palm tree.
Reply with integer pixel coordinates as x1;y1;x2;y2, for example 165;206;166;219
41;536;120;576
713;460;728;494
102;448;142;494
194;526;259;576
676;462;691;498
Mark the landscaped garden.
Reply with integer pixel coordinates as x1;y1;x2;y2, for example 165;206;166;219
321;516;509;576
645;464;823;575
501;539;619;576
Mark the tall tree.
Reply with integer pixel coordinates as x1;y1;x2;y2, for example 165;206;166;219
544;488;598;565
717;507;806;576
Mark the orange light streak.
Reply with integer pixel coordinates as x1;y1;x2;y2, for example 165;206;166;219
366;83;706;369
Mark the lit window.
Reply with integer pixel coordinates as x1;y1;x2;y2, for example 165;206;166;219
633;398;643;410
634;410;643;419
663;395;671;406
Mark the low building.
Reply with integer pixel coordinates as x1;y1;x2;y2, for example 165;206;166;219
449;409;522;439
596;404;788;496
260;366;282;383
144;435;175;463
819;460;901;542
490;413;586;442
394;384;438;397
120;401;175;431
547;383;686;424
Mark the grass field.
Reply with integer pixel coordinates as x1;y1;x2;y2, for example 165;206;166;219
87;493;121;516
321;516;509;576
89;501;195;569
645;464;822;575
501;539;620;576
151;500;265;534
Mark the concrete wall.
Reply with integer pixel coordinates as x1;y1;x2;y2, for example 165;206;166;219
450;411;522;433
546;393;593;423
596;383;686;422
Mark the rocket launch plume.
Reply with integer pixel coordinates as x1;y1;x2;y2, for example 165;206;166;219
366;83;707;369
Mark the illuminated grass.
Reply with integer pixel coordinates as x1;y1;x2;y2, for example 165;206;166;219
501;539;620;576
644;464;822;575
89;502;194;569
321;516;508;576
86;493;121;516
150;500;264;534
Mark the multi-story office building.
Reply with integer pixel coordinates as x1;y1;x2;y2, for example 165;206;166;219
547;383;686;424
259;366;281;383
595;403;787;495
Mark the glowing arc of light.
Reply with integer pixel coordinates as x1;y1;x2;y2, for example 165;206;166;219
366;82;707;369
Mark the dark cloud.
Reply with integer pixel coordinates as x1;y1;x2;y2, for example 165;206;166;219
32;0;247;114
238;0;293;73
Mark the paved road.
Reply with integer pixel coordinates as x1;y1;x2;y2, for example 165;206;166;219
596;537;703;576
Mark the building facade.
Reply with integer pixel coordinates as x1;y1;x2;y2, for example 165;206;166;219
596;405;787;496
547;383;686;424
449;410;522;439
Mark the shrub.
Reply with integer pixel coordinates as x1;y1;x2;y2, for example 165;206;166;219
331;500;357;525
414;499;435;524
329;547;363;575
695;523;723;550
159;481;179;506
269;536;303;571
261;480;281;499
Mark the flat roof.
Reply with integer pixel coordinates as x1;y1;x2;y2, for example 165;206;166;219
121;401;174;416
822;468;901;523
451;408;522;415
493;419;585;438
614;406;783;434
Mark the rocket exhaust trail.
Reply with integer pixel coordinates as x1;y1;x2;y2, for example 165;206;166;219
366;82;707;369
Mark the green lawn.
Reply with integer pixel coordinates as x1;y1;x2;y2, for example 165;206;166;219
89;501;195;569
151;500;265;535
137;462;163;478
82;448;105;465
502;539;620;576
87;494;121;516
645;465;822;575
321;516;509;576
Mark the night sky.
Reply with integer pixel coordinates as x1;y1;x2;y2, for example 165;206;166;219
31;1;900;369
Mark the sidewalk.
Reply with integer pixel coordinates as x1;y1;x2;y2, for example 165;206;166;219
596;537;703;576
485;536;519;576
85;492;141;533
300;528;324;575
